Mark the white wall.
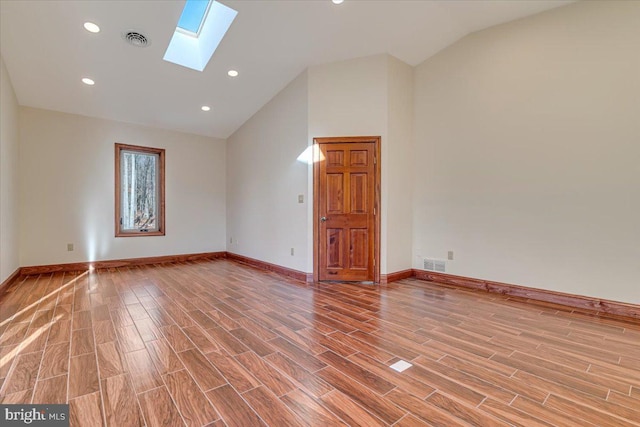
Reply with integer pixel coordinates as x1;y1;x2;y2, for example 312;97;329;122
308;54;415;274
386;56;414;273
227;54;415;276
226;71;309;272
308;55;388;140
0;56;20;282
308;54;390;272
11;1;637;306
19;108;226;266
413;1;640;303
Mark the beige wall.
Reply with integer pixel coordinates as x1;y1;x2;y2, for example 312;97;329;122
0;56;20;281
386;56;414;273
228;54;415;275
308;55;388;139
308;54;391;273
308;55;402;274
413;1;640;303
19;108;226;266
226;71;309;272
308;54;415;274
5;1;638;305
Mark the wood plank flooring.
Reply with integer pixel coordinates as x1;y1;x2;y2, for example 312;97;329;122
1;259;639;426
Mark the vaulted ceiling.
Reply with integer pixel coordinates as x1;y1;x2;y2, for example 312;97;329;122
0;0;571;138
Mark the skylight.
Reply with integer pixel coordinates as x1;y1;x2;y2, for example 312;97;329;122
163;0;238;72
177;0;211;35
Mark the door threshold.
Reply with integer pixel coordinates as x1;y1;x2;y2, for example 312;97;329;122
321;280;376;285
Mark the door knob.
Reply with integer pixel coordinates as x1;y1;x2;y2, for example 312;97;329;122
320;216;327;222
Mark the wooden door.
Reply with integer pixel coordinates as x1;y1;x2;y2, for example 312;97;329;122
315;138;379;282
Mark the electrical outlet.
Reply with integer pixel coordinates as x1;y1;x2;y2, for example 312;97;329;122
447;251;454;260
290;247;294;256
67;243;74;252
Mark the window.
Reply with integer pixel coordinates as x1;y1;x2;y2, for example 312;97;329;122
115;143;165;237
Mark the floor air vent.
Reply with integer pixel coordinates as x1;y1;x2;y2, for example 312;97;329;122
423;258;446;272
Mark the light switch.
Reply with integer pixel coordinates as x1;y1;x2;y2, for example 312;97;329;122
298;194;304;203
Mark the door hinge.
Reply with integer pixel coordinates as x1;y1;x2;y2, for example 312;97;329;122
374;208;376;215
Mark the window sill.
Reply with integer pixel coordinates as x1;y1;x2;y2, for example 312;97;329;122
116;231;165;238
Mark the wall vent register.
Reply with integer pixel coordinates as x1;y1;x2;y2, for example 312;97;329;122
423;258;446;273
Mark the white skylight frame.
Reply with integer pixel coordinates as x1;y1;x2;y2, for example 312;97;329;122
163;0;238;72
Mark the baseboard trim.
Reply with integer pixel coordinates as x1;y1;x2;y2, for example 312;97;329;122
226;252;308;282
19;252;227;275
380;269;413;284
0;267;23;297
10;254;639;319
413;269;639;320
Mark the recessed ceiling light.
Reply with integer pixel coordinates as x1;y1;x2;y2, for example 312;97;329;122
332;0;344;4
82;78;95;85
227;70;239;77
83;22;100;33
201;106;211;111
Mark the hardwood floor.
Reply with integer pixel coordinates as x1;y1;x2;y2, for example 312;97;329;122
1;259;639;426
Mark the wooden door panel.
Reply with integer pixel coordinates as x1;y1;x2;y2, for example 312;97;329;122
327;229;344;269
350;173;368;214
350;150;368;166
317;141;377;282
326;150;345;167
349;229;369;270
326;173;345;214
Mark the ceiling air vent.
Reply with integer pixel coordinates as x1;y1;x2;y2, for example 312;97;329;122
122;30;150;48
